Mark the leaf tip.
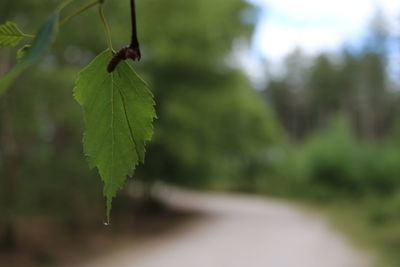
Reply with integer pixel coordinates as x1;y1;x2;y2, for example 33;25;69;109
106;195;113;225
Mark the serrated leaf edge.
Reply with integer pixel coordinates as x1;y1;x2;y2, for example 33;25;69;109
0;21;31;47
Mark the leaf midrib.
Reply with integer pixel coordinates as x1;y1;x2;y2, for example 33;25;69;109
0;23;24;37
110;74;115;187
118;84;141;162
0;33;24;37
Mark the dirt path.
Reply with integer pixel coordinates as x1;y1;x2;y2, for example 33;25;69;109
79;189;372;267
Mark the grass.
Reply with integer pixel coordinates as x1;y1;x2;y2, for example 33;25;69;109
303;199;400;267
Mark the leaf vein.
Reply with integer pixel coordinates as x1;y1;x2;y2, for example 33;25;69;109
118;83;140;162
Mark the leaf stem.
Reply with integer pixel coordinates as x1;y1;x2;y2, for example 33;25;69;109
98;4;113;51
60;0;100;27
58;0;79;11
22;34;34;38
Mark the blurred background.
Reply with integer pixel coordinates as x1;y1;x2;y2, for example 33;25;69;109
1;0;400;266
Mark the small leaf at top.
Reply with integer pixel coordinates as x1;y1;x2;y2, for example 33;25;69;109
17;44;31;60
0;13;59;95
73;49;156;221
0;21;32;48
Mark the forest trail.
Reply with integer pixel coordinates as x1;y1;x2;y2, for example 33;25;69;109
79;189;372;267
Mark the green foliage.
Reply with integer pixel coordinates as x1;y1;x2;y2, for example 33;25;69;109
149;81;280;189
265;45;392;140
0;1;158;220
0;21;31;47
292;117;362;198
132;0;276;191
73;50;156;220
16;44;30;59
367;193;400;225
137;0;251;70
0;0;270;223
282;116;400;200
0;12;59;95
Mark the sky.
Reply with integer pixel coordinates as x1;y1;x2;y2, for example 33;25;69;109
236;0;400;86
247;0;400;62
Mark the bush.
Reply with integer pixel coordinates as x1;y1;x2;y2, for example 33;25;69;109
281;116;400;200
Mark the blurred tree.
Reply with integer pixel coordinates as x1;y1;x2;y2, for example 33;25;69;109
0;0;281;247
263;11;395;141
265;49;311;139
132;0;281;189
307;55;341;127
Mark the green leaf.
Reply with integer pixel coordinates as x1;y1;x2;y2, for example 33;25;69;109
0;21;32;48
16;44;31;60
0;12;59;95
73;49;156;221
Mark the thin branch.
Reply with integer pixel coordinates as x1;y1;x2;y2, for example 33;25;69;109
130;0;139;48
58;0;79;11
22;34;34;38
99;4;113;51
60;0;100;27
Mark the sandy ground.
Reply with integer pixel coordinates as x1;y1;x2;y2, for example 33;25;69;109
79;189;373;267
